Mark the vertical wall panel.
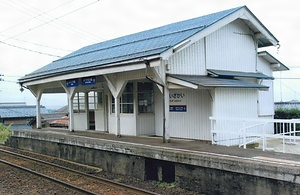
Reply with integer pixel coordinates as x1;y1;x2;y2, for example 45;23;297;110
214;88;258;118
169;89;212;140
258;80;274;116
206;19;256;72
154;86;163;136
257;57;273;76
257;56;275;116
168;39;206;75
108;114;136;135
74;113;87;130
212;88;259;146
137;114;155;135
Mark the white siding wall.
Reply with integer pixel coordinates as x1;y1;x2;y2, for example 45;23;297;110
74;113;87;130
109;114;136;135
214;88;258;118
257;56;275;116
257;57;272;76
258;80;274;116
95;109;105;131
154;86;163;136
206;19;256;72
137;114;155;135
168;39;206;75
212;88;259;145
169;89;212;140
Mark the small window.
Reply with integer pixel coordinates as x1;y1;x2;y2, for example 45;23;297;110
73;92;85;113
138;82;154;113
111;83;134;113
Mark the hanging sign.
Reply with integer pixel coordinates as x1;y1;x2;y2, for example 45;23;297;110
66;79;79;87
169;91;187;112
82;76;96;85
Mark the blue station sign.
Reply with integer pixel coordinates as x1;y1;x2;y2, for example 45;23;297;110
169;105;187;112
82;76;96;86
66;79;79;87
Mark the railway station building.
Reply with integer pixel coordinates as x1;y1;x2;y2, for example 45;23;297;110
19;6;288;144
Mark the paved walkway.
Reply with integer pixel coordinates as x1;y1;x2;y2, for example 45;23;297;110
257;138;300;155
28;128;300;164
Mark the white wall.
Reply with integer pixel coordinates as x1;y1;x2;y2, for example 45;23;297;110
74;113;87;130
95;109;105;131
168;39;206;75
206;19;256;72
258;80;274;116
137;114;155;135
109;114;136;135
257;57;273;76
257;56;275;116
154;86;163;136
168;19;257;76
213;88;258;118
168;89;212;140
212;88;259;145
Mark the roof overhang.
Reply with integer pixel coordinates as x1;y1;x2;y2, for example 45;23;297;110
167;74;268;90
20;56;161;86
258;51;289;71
207;69;274;79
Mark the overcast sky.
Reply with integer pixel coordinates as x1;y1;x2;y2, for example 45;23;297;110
0;0;299;109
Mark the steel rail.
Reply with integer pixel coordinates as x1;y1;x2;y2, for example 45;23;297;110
0;159;97;195
0;148;157;195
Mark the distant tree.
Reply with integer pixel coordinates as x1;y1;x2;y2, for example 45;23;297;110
0;123;11;143
275;108;300;119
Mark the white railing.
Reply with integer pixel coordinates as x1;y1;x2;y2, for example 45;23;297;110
210;117;300;153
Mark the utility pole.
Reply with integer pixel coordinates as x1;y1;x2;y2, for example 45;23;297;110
0;74;3;92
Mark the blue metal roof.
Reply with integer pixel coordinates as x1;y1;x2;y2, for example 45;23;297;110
168;74;268;89
207;69;274;80
20;6;244;82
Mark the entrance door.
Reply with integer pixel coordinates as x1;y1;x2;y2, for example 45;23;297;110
93;91;107;131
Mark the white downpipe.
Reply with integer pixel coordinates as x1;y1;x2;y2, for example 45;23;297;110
262;123;266;151
243;121;246;149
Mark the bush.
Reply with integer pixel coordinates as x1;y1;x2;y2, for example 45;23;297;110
274;108;300;119
0;123;11;143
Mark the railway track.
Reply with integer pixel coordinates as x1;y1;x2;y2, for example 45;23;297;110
0;148;157;195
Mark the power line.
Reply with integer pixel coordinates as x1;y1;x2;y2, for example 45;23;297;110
0;34;73;52
11;0;105;42
275;78;300;79
0;40;61;58
0;0;75;34
0;0;103;43
274;79;300;96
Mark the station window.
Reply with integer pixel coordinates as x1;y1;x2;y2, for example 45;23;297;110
111;83;134;113
88;91;98;110
73;92;85;113
138;82;154;113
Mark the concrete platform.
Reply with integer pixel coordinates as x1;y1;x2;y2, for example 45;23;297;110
6;128;300;194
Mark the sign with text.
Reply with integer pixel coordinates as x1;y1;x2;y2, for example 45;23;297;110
82;76;96;85
169;105;187;112
169;91;187;112
66;79;79;87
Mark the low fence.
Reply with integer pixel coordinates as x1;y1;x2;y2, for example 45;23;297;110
210;117;300;153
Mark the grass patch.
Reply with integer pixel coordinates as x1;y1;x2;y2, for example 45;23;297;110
158;182;176;188
113;177;123;183
0;123;11;144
